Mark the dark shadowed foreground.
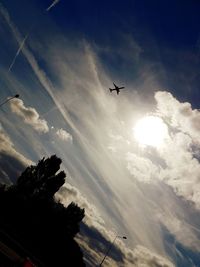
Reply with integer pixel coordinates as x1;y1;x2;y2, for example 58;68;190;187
0;155;85;266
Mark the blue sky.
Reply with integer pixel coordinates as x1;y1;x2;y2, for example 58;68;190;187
1;1;200;266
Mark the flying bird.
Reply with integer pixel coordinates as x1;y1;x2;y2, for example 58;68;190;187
109;83;125;95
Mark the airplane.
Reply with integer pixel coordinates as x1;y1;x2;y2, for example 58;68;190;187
109;82;125;94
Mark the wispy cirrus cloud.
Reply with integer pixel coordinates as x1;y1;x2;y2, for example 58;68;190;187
56;183;174;267
10;98;49;133
1;4;200;264
37;39;200;263
0;0;60;72
0;3;59;106
157;212;200;251
131;245;174;267
0;3;28;72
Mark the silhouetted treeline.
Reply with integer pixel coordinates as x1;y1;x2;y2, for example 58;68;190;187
0;155;85;266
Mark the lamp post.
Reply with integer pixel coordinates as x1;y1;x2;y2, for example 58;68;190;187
0;94;19;108
99;235;127;266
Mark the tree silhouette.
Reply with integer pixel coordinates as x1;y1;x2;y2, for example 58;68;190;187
0;155;85;266
16;155;65;198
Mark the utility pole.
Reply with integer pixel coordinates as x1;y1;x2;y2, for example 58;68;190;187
99;235;127;266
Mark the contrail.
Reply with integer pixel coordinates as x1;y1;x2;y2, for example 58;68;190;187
8;34;28;72
7;0;60;72
0;3;74;135
46;0;60;12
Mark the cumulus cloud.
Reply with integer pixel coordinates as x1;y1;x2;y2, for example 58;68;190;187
0;126;32;183
155;91;200;142
56;183;174;267
56;183;104;227
56;128;73;142
39;41;200;261
152;92;200;208
77;232;174;267
10;98;49;133
0;2;62;119
1;5;199;263
125;91;200;209
126;152;159;183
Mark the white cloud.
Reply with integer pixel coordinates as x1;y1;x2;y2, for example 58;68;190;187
153;92;200;208
160;135;200;209
131;245;174;267
126;91;200;209
10;98;49;133
0;2;62;118
155;91;200;142
126;152;159;183
0;126;32;166
1;6;199;263
0;125;32;182
56;128;72;142
56;183;174;267
56;183;104;227
157;212;200;251
38;42;200;260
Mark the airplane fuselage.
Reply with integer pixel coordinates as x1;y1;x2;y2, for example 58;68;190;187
109;83;125;94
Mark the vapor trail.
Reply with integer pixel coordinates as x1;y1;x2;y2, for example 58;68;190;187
46;0;60;12
8;34;28;72
7;0;60;72
0;3;75;136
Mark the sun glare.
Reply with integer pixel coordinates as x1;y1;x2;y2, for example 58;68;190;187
133;116;168;148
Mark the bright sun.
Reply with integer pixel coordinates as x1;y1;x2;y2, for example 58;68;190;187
133;116;168;148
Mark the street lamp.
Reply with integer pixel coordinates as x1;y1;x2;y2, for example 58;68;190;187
0;94;20;108
99;235;127;266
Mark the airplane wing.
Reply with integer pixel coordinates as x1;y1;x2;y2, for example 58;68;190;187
113;82;117;88
119;87;125;89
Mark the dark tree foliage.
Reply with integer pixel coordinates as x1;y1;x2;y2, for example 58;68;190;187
0;155;85;267
16;156;65;197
